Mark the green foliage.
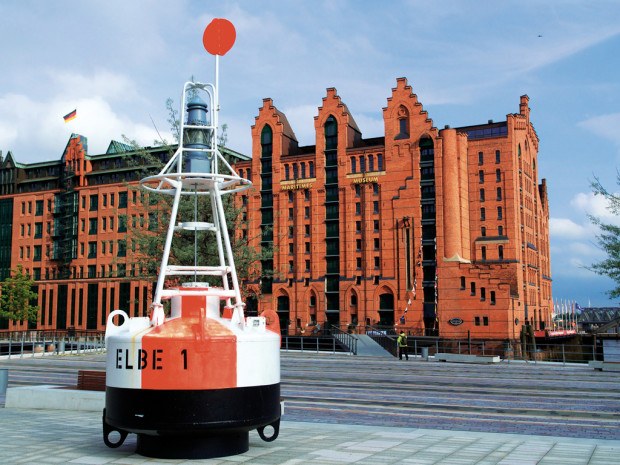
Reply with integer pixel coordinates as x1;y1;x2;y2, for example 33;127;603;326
588;174;620;299
0;265;39;323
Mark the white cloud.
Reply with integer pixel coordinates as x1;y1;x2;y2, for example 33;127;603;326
549;217;588;239
578;113;620;150
571;191;620;225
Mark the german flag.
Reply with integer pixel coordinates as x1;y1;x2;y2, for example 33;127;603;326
63;109;77;123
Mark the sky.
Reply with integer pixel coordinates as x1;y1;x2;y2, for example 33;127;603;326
1;0;619;308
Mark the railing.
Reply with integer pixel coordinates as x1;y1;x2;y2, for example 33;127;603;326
0;331;106;358
281;335;353;355
328;324;358;355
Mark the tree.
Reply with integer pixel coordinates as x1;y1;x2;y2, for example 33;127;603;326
0;265;39;323
587;174;620;299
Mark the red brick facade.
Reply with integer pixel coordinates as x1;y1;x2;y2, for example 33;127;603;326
236;78;552;340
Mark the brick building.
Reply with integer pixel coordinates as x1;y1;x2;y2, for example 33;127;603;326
236;78;552;340
0;134;248;331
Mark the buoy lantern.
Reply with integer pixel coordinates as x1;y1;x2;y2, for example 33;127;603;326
102;19;282;459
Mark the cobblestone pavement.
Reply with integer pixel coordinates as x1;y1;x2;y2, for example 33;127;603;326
0;408;619;465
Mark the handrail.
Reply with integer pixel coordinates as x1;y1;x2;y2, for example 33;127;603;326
327;324;358;355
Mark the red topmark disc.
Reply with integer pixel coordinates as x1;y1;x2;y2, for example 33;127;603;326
203;18;236;56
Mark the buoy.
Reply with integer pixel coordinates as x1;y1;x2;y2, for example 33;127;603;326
102;19;281;459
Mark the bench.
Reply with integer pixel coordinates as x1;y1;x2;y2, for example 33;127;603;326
77;370;106;391
589;361;620;372
436;353;500;364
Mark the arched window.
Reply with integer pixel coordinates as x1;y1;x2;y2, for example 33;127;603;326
497;187;502;200
395;105;409;139
301;162;306;178
325;116;338;150
293;163;299;179
309;161;315;178
377;154;383;171
350;292;358;306
261;125;273;156
284;165;290;180
360;156;366;173
368;154;374;172
351;157;357;173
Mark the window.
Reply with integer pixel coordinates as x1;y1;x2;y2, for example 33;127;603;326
305;242;311;253
490;291;496;305
34;245;42;262
497;187;502;201
118;240;126;257
480;207;486;221
118;215;127;232
470;282;476;296
496;169;501;182
479;170;484;183
497;206;503;220
325;116;338;150
288;191;294;203
355;202;361;215
355;184;361;197
304;189;310;201
373;201;379;214
480;287;486;301
373;220;380;231
288;208;294;220
101;241;106;255
351;157;357;173
110;193;115;206
288;261;294;273
495;150;501;164
301;163;306;178
498;225;503;236
305;260;310;271
88;265;96;278
288;243;294;255
478;152;484;165
481;246;486;261
481;226;486;237
119;191;127;208
350;294;357;306
373;183;379;195
356;239;362;251
304;224;310;236
35;200;43;216
360;156;366;173
288;226;294;238
356;257;362;269
377;154;383;171
475;316;481;326
88;241;97;258
460;276;466;290
480;188;485;202
483;316;489;326
81;196;86;209
304;206;310;219
374;238;380;250
310;295;316;307
89;218;98;235
117;264;126;277
293;164;298;179
355;221;362;233
103;194;107;207
368;154;374;172
498;245;504;260
309;162;315;178
374;256;380;268
34;222;43;238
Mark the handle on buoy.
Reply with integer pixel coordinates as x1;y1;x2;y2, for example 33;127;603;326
257;418;280;442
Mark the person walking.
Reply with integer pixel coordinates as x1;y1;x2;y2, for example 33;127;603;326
397;330;409;360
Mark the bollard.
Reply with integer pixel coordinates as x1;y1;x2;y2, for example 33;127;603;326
0;368;8;396
421;346;429;361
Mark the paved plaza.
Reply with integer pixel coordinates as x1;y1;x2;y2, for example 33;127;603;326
0;408;619;465
1;351;620;463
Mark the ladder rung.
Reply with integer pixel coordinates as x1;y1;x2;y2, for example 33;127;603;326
165;265;230;276
160;289;236;298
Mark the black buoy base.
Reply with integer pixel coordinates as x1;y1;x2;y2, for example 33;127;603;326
136;431;249;459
